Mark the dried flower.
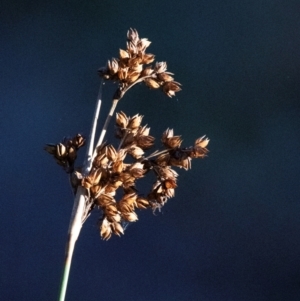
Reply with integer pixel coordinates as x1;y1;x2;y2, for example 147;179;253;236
45;29;209;242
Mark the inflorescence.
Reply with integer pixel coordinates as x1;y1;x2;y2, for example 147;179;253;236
45;29;209;240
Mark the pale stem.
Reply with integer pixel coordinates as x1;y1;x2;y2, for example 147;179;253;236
145;148;171;159
92;74;156;158
58;186;87;301
83;80;103;176
93;98;119;158
58;82;103;301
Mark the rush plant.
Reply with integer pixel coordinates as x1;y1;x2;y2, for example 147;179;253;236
45;28;209;301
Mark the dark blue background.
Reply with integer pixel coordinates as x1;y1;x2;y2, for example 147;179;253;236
1;1;300;300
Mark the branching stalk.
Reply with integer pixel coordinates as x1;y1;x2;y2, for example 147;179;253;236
58;82;103;301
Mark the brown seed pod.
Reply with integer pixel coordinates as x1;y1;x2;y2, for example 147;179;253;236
95;193;115;207
194;136;210;149
128;114;143;130
116;111;129;128
106;145;117;162
107;58;119;75
136;135;155;149
136;197;150;209
141;66;154;77
100;218;112;240
72;134;85;149
112;160;124;174
157;72;174;82
141;53;155;64
111;222;124;236
121;211;138;222
162;81;182;97
154;61;167;74
127;28;139;44
119;49;130;59
56;143;67;158
68;146;77;162
128;146;144;159
137;38;151;53
144;78;160;89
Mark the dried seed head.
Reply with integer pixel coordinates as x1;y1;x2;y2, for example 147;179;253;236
141;67;154;77
68;146;77;162
90;184;102;197
157;72;174;82
72;134;85;149
127;28;139;44
127;41;138;54
164;136;182;148
155;61;167;74
161;128;182;148
141;53;155;64
122;132;135;147
128;114;143;130
116;111;129;128
155;152;170;166
169;156;192;170
107;58;119;75
82;169;102;188
56;143;67;158
136;135;155;149
119;49;130;59
194;136;210;149
137;125;151;136
106;145;117;161
117;67;128;81
111;222;124;236
122;211;138;222
130;62;143;72
127;70;141;84
144;78;160;89
129;162;145;178
112;160;124;174
164;179;177;189
136;197;150;209
162;81;182;97
100;218;112;240
137;38;151;53
95;193;115;207
93;153;109;168
189;146;209;158
128;146;144;159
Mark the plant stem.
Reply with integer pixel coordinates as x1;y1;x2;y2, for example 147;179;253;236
58;186;87;301
83;80;103;176
93;97;119;155
58;82;103;301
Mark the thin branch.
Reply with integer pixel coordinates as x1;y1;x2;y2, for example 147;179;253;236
93;97;119;157
92;75;153;159
83;80;104;176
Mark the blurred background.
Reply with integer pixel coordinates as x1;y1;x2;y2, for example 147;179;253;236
1;1;300;300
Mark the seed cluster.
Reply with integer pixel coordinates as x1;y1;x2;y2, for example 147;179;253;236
98;28;181;98
45;28;209;240
44;134;85;173
45;113;209;240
